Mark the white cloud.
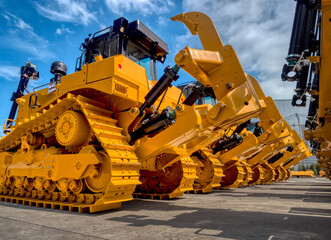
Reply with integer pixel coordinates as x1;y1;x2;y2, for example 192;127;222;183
181;0;296;99
99;24;107;30
55;25;75;35
1;12;55;61
0;65;20;81
157;16;168;26
260;79;297;99
99;7;104;16
35;0;97;26
0;12;54;61
172;30;201;54
105;0;174;16
1;11;32;31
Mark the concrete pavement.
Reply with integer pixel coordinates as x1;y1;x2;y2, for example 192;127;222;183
0;178;330;240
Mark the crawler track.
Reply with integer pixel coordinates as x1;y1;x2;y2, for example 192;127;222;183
0;94;140;213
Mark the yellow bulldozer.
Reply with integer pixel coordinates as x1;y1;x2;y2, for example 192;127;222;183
0;12;310;213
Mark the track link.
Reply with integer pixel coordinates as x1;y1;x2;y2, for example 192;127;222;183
238;161;253;187
134;156;197;199
249;165;266;185
260;163;276;184
219;161;245;189
190;148;224;193
0;94;141;213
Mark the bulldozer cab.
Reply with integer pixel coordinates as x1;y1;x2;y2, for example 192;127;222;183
75;17;169;80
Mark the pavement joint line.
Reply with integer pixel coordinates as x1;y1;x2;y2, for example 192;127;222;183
0;215;107;240
288;213;331;218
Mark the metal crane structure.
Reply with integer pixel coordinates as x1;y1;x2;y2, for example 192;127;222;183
282;0;331;179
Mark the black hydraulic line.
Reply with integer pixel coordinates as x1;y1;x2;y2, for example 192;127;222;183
286;145;294;152
306;94;319;128
306;71;319;129
129;107;176;145
8;75;29;120
310;139;320;154
5;64;39;132
233;120;251;134
182;84;205;106
292;1;318;105
253;123;263;137
176;81;215;107
282;0;320;107
138;65;180;115
267;151;284;164
283;157;294;167
128;65;180;144
212;133;243;155
288;0;309;58
156;88;168;111
287;0;319;59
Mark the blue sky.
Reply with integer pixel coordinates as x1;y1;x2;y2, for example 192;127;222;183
0;0;297;131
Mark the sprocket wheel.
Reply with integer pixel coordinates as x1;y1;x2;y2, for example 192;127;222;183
55;110;91;152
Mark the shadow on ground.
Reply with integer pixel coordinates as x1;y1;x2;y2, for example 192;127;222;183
106;199;331;240
219;192;331;203
0;179;330;240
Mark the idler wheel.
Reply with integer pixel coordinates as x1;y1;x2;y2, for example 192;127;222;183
221;164;239;186
158;161;182;190
85;152;111;193
55;111;91;150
